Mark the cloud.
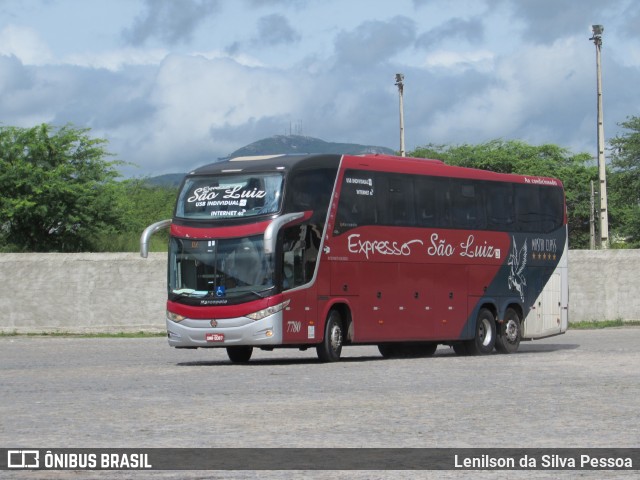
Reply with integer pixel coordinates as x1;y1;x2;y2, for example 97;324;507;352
226;13;300;59
246;0;304;7
0;25;54;64
63;48;169;71
254;14;301;46
416;17;485;48
487;0;615;44
122;53;305;172
0;55;49;127
2;0;640;178
423;37;595;148
619;2;640;38
423;49;494;71
333;16;416;68
122;0;220;46
0;54;31;92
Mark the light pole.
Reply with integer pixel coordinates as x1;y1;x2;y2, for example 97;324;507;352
590;24;609;248
590;180;596;250
395;73;405;157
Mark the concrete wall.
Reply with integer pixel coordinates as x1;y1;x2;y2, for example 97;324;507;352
568;249;640;323
0;250;638;333
0;253;167;333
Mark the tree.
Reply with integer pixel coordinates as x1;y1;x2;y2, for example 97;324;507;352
92;179;177;252
409;140;597;248
608;116;640;246
0;124;123;252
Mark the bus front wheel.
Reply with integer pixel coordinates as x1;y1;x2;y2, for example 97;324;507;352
464;308;496;355
316;310;343;362
227;346;253;363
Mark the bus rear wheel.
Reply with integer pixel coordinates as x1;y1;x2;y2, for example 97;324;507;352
464;308;496;355
226;346;253;363
495;308;521;354
316;310;343;362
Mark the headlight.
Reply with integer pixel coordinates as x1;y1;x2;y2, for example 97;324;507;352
166;310;186;323
246;300;290;321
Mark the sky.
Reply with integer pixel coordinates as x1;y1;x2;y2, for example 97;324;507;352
1;0;639;177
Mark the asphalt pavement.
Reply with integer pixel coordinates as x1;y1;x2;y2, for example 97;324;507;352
1;328;638;479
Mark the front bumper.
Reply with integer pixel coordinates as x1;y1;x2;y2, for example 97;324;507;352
166;311;283;348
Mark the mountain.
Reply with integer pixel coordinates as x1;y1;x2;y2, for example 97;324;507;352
144;173;185;187
147;135;396;187
227;135;396;158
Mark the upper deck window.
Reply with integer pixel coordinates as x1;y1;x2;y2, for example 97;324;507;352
334;169;564;235
175;173;283;220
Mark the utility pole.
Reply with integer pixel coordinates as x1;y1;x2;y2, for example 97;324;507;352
590;25;609;248
590;180;596;250
395;73;405;157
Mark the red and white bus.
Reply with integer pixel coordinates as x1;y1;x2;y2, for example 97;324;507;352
141;153;568;362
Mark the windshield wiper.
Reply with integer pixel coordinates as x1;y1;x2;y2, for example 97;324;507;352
244;287;274;299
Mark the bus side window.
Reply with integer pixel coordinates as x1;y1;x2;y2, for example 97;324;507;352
516;184;564;233
282;226;302;290
381;174;415;226
540;187;564;232
450;180;486;229
281;224;321;290
335;171;377;234
486;182;514;231
415;177;449;228
290;176;314;210
286;169;336;222
515;184;542;232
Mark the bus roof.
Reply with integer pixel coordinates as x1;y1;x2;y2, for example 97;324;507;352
187;153;563;188
340;154;563;188
188;154;342;176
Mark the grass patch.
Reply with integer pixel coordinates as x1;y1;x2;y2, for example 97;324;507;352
569;319;640;329
0;330;165;338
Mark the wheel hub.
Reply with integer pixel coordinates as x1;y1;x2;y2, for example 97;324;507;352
330;325;342;351
504;319;518;343
479;318;493;347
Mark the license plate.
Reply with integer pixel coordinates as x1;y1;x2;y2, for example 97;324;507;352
206;333;224;342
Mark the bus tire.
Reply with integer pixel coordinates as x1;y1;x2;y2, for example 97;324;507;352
316;310;343;362
226;346;253;363
379;343;437;358
495;308;522;354
400;343;437;358
464;308;496;355
452;343;468;356
412;342;438;357
428;343;439;355
378;344;398;358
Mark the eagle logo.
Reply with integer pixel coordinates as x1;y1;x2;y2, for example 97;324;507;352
508;237;527;302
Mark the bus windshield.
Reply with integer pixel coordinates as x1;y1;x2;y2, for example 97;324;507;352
169;236;274;301
175;173;283;220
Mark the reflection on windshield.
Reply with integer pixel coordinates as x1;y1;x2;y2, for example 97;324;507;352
169;236;274;300
175;173;283;220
